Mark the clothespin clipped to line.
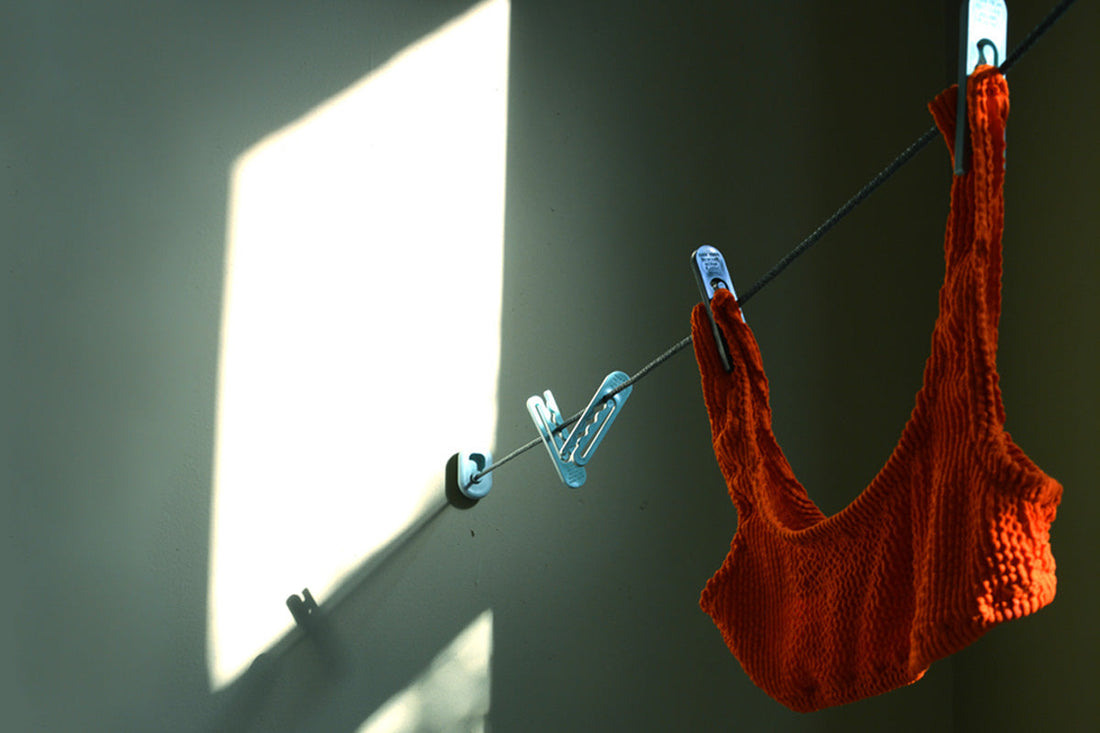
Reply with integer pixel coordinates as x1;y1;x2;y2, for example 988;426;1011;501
526;371;634;488
691;245;743;373
456;372;634;496
955;0;1007;175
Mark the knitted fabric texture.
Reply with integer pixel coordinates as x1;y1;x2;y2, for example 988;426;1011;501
693;68;1061;713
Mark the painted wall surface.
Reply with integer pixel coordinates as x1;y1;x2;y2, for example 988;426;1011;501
3;1;1096;731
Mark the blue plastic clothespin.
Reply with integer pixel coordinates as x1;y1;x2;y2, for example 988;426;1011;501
691;245;742;373
527;371;633;488
955;0;1007;175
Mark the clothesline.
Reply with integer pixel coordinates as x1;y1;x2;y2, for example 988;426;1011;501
471;0;1078;484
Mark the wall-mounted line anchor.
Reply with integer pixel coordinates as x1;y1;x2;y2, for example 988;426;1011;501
527;371;633;488
691;245;742;373
955;0;1007;175
458;451;494;500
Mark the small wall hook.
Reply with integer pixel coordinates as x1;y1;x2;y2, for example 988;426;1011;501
458;451;493;500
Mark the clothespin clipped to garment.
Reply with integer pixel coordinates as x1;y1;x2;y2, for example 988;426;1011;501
527;371;633;488
691;245;743;373
954;0;1007;175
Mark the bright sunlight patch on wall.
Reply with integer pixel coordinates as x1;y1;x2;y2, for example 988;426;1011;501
208;0;509;689
356;610;493;733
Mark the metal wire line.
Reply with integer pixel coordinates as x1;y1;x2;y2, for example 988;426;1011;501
471;0;1078;483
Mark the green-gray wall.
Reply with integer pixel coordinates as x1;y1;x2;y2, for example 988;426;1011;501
4;1;1096;730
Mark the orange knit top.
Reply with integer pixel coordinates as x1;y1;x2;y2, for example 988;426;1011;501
693;68;1062;713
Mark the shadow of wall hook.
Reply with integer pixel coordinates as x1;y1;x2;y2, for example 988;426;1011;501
286;588;319;627
286;588;346;674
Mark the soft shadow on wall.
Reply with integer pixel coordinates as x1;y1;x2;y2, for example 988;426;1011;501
207;0;510;714
355;610;493;733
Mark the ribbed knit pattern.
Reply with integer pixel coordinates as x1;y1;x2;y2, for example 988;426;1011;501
693;68;1062;713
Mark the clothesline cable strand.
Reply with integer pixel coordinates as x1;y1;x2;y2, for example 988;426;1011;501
1000;0;1077;76
470;0;1078;484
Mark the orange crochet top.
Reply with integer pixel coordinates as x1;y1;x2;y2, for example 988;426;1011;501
692;68;1062;713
